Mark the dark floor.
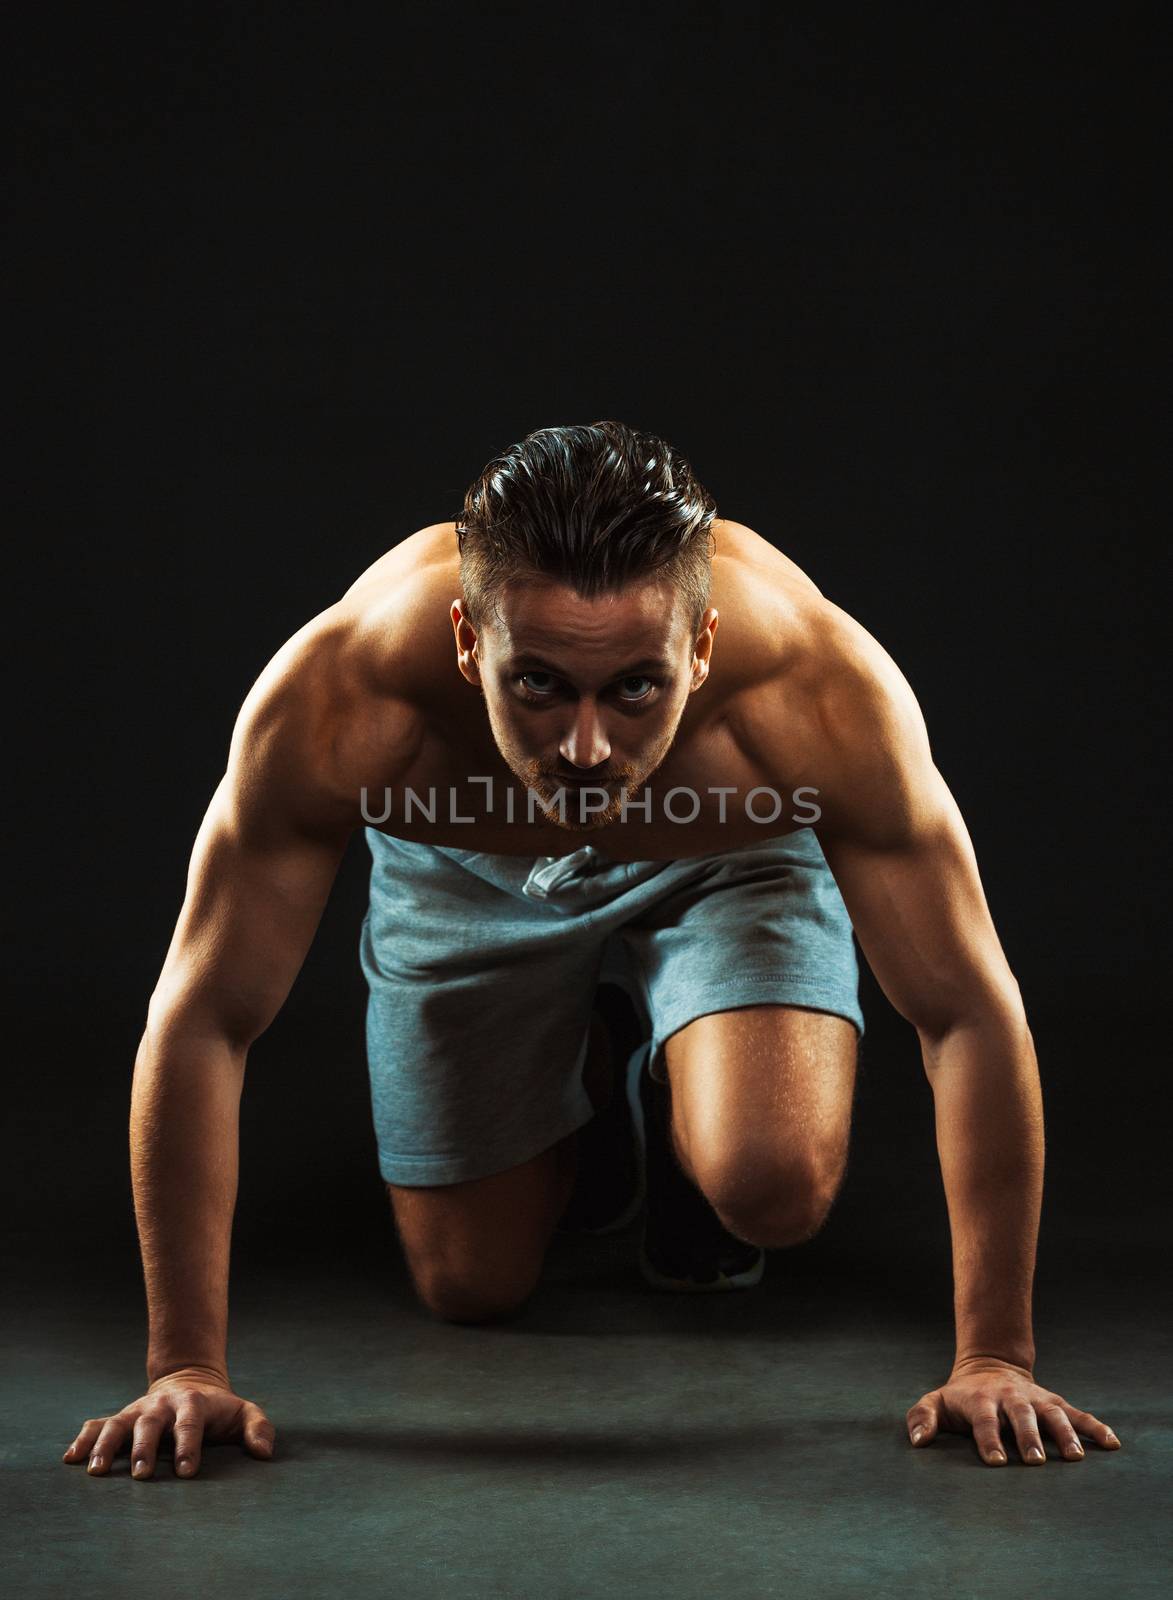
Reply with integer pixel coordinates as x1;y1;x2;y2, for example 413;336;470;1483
4;1209;1169;1600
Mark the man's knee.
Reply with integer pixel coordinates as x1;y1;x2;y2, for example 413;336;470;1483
691;1145;845;1249
386;1141;570;1325
411;1255;542;1324
417;1275;538;1326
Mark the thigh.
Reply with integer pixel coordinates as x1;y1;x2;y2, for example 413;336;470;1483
388;1129;578;1323
609;826;866;1092
663;1003;859;1196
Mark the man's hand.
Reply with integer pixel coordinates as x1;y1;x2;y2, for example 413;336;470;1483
61;1367;276;1479
906;1357;1122;1465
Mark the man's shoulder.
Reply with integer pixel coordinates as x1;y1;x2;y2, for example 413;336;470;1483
716;562;878;738
228;524;458;823
229;600;432;836
723;584;932;836
803;601;920;723
340;522;458;619
802;605;937;842
335;522;460;698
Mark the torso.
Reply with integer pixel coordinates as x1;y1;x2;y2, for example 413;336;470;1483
302;519;858;861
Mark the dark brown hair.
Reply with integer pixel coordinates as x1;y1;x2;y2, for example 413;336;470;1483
455;420;718;635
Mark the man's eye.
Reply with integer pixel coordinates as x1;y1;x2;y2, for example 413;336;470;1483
515;672;657;702
616;676;655;701
518;672;558;696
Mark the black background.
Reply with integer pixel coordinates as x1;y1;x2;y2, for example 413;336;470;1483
8;5;1167;1288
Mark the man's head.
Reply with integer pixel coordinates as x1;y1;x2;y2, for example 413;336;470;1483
451;420;719;831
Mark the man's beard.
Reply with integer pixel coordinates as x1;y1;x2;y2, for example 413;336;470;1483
534;778;627;831
510;737;675;833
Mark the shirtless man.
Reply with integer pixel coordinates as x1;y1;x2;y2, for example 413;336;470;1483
62;421;1120;1481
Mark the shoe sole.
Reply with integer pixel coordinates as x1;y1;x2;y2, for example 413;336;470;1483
638;1237;766;1293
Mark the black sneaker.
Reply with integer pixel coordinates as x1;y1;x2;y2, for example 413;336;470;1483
637;1046;765;1292
556;985;647;1235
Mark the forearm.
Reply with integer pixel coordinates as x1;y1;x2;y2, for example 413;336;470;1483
921;1004;1044;1372
130;1014;246;1385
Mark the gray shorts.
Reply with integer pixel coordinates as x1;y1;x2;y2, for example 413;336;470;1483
359;827;865;1186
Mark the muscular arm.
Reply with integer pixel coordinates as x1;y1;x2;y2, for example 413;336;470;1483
810;628;1042;1372
133;633;356;1385
63;604;435;1480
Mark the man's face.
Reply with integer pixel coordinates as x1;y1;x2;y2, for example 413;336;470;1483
451;575;718;832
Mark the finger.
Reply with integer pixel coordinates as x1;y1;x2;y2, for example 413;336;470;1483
62;1417;108;1465
1061;1404;1121;1450
171;1408;206;1478
906;1394;940;1447
970;1406;1008;1466
1006;1403;1047;1465
1038;1402;1085;1462
87;1414;133;1475
241;1403;276;1460
130;1414;166;1481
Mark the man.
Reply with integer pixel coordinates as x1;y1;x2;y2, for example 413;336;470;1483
63;420;1120;1481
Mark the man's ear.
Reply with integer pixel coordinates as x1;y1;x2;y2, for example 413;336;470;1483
690;607;718;690
451;599;483;686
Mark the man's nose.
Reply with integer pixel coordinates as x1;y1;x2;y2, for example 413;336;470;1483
559;700;611;769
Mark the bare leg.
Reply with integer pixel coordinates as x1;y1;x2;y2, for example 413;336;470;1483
662;1005;858;1248
387;1001;627;1321
388;1128;578;1324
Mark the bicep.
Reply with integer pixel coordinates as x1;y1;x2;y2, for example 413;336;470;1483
820;768;1022;1040
149;693;353;1047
